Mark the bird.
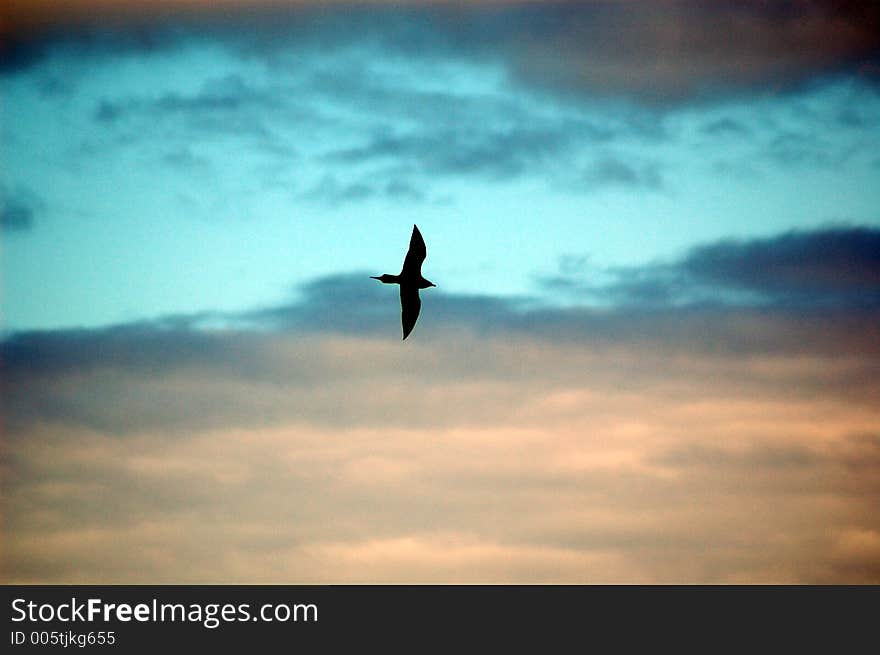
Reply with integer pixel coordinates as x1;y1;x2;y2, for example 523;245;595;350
371;224;436;340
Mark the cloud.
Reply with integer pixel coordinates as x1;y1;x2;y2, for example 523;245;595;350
0;186;43;232
497;0;880;103
306;69;626;191
683;226;880;299
0;33;49;74
300;174;428;206
3;225;880;583
323;124;591;181
383;179;426;202
8;2;876;218
95;74;281;122
701;118;751;137
1;198;35;232
4;271;880;439
4;2;879;105
3;314;879;583
301;175;374;205
91;74;292;147
68;33;632;199
580;157;664;190
541;225;880;309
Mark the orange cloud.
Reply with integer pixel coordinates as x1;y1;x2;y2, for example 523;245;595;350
3;328;878;583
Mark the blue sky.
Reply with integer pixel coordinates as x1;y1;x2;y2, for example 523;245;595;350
3;2;879;330
3;1;880;584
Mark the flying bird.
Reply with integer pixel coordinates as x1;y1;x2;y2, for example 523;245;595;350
371;224;436;340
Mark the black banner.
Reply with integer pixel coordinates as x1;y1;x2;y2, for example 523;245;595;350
2;585;876;651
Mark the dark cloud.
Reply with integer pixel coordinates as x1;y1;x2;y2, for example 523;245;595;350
1;199;35;232
4;268;880;436
838;102;879;129
1;324;240;382
543;225;880;309
5;2;879;105
683;225;880;303
241;272;533;340
0;34;49;74
0;21;182;75
3;304;879;438
495;0;880;103
3;225;880;438
1;187;43;232
94;99;122;123
580;157;664;190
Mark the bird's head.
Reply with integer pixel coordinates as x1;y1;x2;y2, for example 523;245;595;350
371;274;397;284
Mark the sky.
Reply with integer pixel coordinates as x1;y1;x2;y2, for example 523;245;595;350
2;0;880;583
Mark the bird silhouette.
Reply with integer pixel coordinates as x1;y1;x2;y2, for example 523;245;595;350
371;225;436;340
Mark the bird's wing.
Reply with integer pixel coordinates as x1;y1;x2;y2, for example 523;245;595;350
401;224;427;276
400;285;421;340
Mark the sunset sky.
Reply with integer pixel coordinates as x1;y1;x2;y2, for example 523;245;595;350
2;0;879;583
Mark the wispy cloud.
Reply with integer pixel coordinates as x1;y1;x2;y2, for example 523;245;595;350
324;126;571;180
580;157;664;191
300;174;429;206
6;2;878;234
